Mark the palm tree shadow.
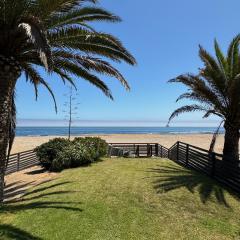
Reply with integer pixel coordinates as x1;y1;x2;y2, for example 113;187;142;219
147;164;236;207
0;224;42;240
2;181;83;213
4;181;70;202
0;181;83;240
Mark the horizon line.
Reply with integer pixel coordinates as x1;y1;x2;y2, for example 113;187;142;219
16;119;222;127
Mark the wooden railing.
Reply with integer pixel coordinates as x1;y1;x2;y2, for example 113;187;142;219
6;150;39;175
108;143;169;158
168;141;240;193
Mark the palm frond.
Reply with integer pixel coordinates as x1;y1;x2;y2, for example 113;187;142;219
176;92;209;104
202;110;223;119
169;74;226;114
52;67;77;89
48;27;136;65
22;63;57;111
199;45;227;97
31;0;97;19
18;18;52;70
227;35;240;83
47;7;121;29
168;104;209;125
53;58;113;99
214;39;229;81
53;50;130;90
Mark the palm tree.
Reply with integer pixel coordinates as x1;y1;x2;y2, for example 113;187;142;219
168;35;240;167
0;0;136;202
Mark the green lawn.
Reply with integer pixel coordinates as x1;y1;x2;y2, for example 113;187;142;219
1;158;240;240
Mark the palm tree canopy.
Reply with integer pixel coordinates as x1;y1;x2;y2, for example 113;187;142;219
0;0;136;110
168;35;240;129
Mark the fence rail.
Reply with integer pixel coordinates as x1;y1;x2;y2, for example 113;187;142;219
108;143;169;158
6;150;39;175
168;141;240;193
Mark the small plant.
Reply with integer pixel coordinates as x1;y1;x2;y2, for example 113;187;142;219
35;138;70;170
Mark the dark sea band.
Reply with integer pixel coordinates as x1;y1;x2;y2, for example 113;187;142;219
16;127;225;137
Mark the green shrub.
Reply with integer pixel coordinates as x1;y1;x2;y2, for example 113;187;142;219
35;137;108;172
35;138;70;170
52;143;95;171
73;137;108;159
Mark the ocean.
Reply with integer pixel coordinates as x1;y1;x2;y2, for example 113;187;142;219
16;127;225;137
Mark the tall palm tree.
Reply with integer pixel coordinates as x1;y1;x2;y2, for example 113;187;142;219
168;35;240;166
0;0;136;202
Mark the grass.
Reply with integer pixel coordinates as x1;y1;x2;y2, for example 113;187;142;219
1;158;240;240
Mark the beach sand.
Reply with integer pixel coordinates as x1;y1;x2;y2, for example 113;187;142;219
11;134;226;154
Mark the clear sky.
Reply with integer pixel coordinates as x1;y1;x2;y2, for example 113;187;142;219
16;0;240;127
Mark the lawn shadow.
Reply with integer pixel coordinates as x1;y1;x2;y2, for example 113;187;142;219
147;163;238;207
0;224;42;240
4;179;54;201
2;181;83;213
4;181;36;200
26;168;47;175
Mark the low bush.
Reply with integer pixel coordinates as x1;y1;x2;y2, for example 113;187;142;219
35;138;70;170
52;143;95;171
73;137;108;159
35;137;109;172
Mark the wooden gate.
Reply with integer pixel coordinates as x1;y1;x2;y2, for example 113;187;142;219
108;143;169;158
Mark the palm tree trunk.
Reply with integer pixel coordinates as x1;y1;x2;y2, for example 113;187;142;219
222;123;239;166
0;56;20;202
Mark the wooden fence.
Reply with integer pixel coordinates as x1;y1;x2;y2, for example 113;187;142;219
108;143;169;158
6;150;39;175
168;141;240;193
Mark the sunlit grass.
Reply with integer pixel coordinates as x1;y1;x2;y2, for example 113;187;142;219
1;158;240;240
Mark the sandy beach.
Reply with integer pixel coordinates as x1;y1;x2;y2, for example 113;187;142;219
11;134;226;154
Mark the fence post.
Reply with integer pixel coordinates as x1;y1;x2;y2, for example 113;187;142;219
17;153;20;171
108;145;113;157
155;144;159;157
186;144;189;166
211;152;216;177
136;145;140;157
147;144;150;157
161;146;163;158
176;142;179;161
150;145;153;157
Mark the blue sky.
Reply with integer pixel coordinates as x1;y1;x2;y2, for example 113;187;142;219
16;0;240;127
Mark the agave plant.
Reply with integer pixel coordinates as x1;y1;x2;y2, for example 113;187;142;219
0;0;136;201
168;35;240;166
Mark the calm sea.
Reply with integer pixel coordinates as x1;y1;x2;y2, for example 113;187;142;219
16;127;225;137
